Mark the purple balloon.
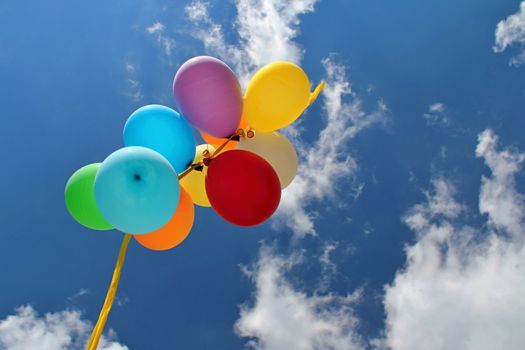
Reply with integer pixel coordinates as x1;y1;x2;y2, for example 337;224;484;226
173;56;243;138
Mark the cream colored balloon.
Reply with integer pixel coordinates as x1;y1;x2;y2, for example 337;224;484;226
237;131;298;188
180;144;216;207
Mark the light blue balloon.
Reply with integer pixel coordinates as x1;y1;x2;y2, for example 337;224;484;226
123;105;196;173
94;146;180;234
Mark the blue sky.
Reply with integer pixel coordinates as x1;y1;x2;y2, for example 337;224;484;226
1;1;525;349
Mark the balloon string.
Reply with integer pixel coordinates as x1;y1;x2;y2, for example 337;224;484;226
179;132;243;181
211;132;239;157
308;81;327;106
178;163;202;180
181;127;253;180
86;233;132;350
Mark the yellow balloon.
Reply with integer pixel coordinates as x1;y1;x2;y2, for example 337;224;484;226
244;62;325;132
237;131;298;189
180;144;216;207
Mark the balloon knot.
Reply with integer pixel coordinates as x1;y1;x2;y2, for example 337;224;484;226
203;158;213;166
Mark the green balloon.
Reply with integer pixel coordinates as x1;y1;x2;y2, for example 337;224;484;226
65;163;113;230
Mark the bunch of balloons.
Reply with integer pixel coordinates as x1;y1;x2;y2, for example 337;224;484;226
65;56;325;251
64;56;324;350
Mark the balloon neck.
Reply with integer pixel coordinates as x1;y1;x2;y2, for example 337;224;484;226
203;157;213;166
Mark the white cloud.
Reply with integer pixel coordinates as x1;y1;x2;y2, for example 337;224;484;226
423;102;450;127
476;129;525;239
146;21;175;59
239;130;525;350
429;102;445;113
185;4;383;346
494;1;525;66
318;242;339;292
185;1;387;238
184;2;525;348
320;242;338;273
122;63;143;102
0;305;127;350
185;1;209;22
274;58;386;237
146;21;165;35
234;0;316;69
66;289;89;304
185;0;318;87
235;247;364;350
381;129;525;350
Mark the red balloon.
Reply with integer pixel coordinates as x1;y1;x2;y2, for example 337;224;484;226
205;150;281;226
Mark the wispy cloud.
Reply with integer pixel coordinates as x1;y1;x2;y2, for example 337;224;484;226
380;129;525;350
476;129;525;239
274;57;387;238
494;1;525;66
184;4;525;350
239;130;525;350
66;288;89;304
122;63;143;102
185;1;387;238
146;21;175;60
185;1;209;22
185;0;318;87
319;242;339;292
235;247;364;350
423;102;450;127
184;3;383;347
0;305;127;350
146;21;165;34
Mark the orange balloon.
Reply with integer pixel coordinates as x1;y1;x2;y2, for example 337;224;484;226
134;188;195;251
200;115;249;152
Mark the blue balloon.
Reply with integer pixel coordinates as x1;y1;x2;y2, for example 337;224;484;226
94;146;180;234
123;105;196;173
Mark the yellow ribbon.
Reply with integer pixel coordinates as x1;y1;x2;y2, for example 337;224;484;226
308;81;327;106
86;233;132;350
